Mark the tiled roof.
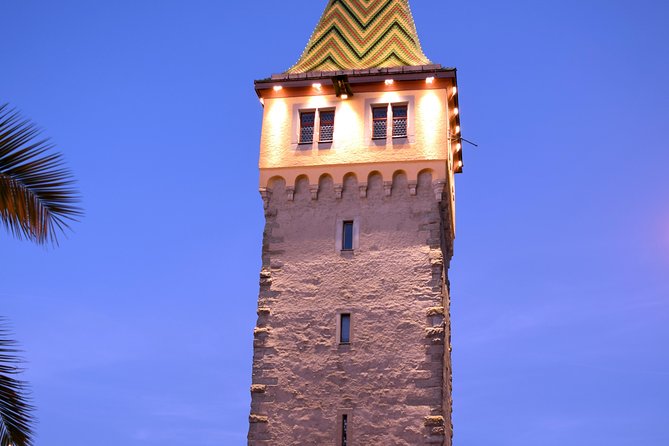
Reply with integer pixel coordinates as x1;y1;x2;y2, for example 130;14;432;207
287;0;431;74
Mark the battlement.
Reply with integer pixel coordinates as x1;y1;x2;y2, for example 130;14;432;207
260;167;456;240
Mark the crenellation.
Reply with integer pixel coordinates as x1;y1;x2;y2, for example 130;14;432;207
260;176;454;208
409;180;418;196
383;181;393;197
259;187;270;209
285;186;294;201
309;184;319;200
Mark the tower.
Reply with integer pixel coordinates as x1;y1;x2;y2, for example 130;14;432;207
248;1;463;445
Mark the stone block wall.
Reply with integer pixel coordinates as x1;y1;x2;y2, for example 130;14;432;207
248;170;453;446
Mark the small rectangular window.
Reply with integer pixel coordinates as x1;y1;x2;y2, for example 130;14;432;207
340;314;351;344
300;111;315;144
372;106;388;139
392;104;408;138
342;221;354;251
319;110;335;142
341;414;348;446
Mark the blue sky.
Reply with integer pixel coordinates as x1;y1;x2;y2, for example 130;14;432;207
2;1;668;445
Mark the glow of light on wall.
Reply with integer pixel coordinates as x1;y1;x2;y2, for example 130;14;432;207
333;100;358;150
267;99;288;122
380;91;400;103
306;95;328;109
265;99;288;166
273;85;283;92
417;91;442;157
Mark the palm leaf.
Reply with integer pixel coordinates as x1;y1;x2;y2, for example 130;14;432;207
0;320;34;446
0;104;81;245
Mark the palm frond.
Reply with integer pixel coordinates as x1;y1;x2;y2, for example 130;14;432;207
0;320;34;446
0;104;82;245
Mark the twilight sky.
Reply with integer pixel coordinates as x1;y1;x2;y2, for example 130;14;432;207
2;1;668;445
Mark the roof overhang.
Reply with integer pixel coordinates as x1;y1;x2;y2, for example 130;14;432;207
255;64;455;97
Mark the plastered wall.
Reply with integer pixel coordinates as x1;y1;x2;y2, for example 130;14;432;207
258;88;452;188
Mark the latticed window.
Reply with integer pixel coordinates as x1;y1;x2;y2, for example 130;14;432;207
372;106;388;139
319;109;335;142
300;111;315;144
392;104;408;138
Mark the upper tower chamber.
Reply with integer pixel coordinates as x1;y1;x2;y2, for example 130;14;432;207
248;1;463;445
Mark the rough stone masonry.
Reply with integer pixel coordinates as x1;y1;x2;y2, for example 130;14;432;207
248;171;454;446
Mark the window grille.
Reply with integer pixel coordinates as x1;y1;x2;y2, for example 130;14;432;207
392;104;408;138
372;106;388;139
300;111;315;144
319;110;335;142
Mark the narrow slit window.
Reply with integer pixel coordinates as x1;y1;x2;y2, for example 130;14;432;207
319;110;335;142
300;111;315;144
342;221;354;251
341;414;348;446
372;106;388;139
340;314;351;344
392;104;408;138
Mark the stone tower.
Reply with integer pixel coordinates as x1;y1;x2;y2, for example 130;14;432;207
248;1;463;445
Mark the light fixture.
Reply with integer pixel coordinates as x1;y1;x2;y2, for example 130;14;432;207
456;143;462;151
455;125;461;134
273;85;283;92
426;76;435;84
452;86;458;96
457;161;463;169
312;83;322;91
341;94;348;100
453;107;459;116
259;97;265;105
385;79;394;86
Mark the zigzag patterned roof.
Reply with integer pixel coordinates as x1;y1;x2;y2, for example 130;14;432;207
287;0;431;74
